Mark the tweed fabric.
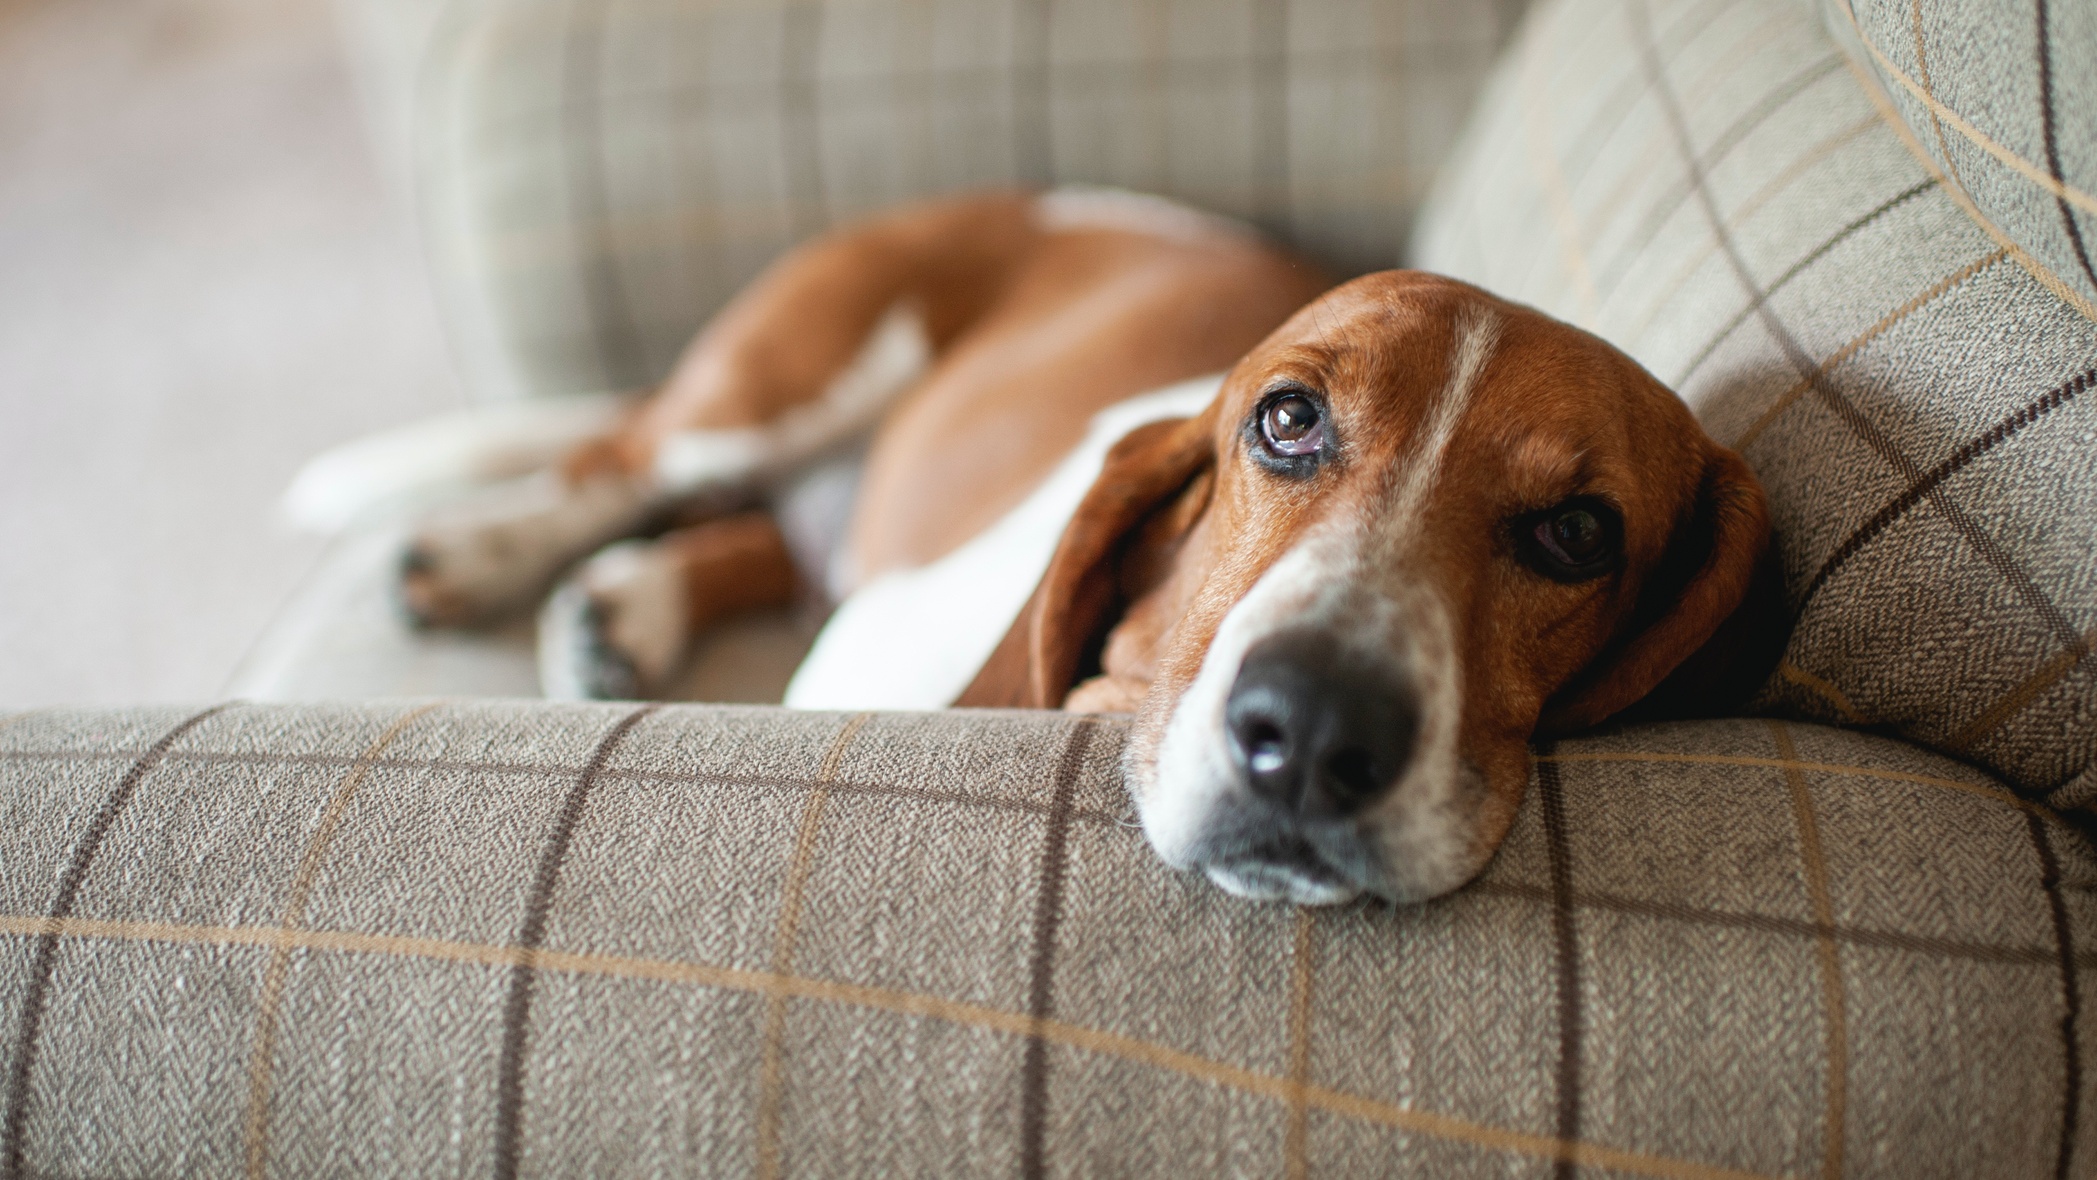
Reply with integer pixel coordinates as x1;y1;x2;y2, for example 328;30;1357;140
1;701;2088;1177
1410;0;2097;804
1820;0;2097;314
413;0;1531;401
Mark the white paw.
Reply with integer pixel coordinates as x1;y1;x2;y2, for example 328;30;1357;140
398;473;646;627
537;540;691;700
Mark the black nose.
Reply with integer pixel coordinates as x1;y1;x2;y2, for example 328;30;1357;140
1224;630;1418;819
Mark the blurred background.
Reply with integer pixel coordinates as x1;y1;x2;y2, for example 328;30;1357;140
0;0;460;706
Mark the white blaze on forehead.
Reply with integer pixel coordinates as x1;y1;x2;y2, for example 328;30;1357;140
1384;307;1502;526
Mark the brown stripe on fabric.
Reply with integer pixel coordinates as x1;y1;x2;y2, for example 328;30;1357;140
492;705;657;1180
2035;0;2097;296
1767;722;1846;1180
1283;909;1317;1180
1624;112;1881;349
1596;51;1848;298
0;747;1144;829
1775;662;1872;725
1538;750;2072;825
0;703;232;1180
2024;810;2083;1180
0;913;1780;1180
1730;248;2007;448
1010;0;1053;184
1837;0;2097;218
753;712;870;1180
242;703;442;1180
1843;52;2097;323
1947;626;2097;754
1635;0;2087;667
1906;0;1974;206
560;0;646;390
1799;365;2096;615
1017;717;1099;1180
1674;176;1937;385
1559;0;1752;188
779;0;829;241
1467;878;2097;969
1537;749;1583;1180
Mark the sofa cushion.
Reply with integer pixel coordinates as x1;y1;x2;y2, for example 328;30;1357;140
1822;0;2097;313
1411;0;2097;806
415;0;1532;400
2;702;2088;1175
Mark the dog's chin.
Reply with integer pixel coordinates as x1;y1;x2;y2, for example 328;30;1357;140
1202;856;1362;906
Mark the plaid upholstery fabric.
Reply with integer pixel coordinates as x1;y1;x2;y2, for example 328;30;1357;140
1410;0;2097;806
1821;0;2097;314
414;0;1531;400
2;702;2089;1176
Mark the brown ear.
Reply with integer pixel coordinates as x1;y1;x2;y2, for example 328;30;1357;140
1539;445;1781;734
956;411;1215;708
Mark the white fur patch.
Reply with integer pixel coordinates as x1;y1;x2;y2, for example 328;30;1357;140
538;539;690;699
281;393;628;533
652;302;931;496
782;374;1225;711
403;471;649;620
1034;186;1259;245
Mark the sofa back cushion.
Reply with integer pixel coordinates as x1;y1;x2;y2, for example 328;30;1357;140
1823;0;2097;313
417;0;1530;400
1411;0;2097;805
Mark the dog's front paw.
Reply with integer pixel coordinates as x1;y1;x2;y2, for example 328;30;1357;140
537;540;691;700
399;474;646;627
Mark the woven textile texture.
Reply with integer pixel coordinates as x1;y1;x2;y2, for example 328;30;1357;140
1410;0;2097;806
412;0;1531;401
1;701;2089;1177
1821;0;2097;315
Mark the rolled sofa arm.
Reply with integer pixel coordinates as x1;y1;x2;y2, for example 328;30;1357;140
2;701;2086;1174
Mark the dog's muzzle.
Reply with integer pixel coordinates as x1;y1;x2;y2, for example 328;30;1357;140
1193;628;1421;904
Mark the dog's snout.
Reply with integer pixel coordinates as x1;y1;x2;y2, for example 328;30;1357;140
1223;631;1417;819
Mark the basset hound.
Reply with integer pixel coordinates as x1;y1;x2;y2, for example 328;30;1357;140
386;187;1782;905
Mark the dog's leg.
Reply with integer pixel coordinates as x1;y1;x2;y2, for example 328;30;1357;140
538;512;799;699
398;468;653;627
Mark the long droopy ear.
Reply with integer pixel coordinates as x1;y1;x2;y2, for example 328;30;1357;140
956;411;1215;708
1539;445;1781;734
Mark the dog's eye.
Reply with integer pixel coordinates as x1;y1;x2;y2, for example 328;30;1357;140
1260;393;1324;456
1516;499;1621;581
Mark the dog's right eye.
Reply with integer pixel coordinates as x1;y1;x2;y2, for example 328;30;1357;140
1261;393;1324;455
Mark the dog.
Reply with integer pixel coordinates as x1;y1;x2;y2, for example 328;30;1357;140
388;187;1781;905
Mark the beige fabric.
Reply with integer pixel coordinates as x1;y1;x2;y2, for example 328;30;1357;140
413;0;1532;400
1411;0;2097;802
1819;0;2097;317
1;702;2088;1176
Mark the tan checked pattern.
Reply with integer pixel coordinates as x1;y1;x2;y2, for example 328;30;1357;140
411;0;1533;400
1411;0;2097;805
1;701;2089;1176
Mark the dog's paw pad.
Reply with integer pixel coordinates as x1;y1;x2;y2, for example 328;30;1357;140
537;541;689;700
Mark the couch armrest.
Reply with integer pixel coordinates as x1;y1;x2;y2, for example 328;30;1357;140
3;702;2086;1173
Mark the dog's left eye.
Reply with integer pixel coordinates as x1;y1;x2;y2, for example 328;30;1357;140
1517;499;1621;580
1259;392;1324;456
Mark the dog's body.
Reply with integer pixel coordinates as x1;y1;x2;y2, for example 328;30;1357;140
394;187;1780;905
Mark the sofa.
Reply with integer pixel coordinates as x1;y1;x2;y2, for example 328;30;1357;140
4;0;2093;1175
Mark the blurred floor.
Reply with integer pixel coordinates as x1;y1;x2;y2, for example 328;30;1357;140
0;0;461;706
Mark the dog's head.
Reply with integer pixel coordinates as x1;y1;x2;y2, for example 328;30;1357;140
963;271;1777;904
